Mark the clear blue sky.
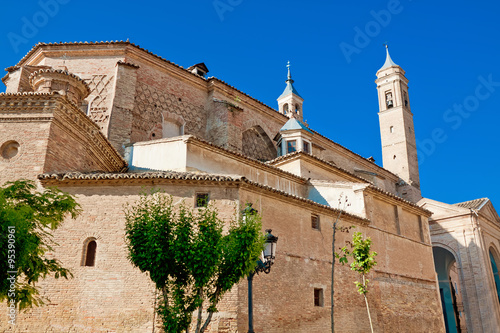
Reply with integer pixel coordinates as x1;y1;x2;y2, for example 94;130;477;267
2;0;499;207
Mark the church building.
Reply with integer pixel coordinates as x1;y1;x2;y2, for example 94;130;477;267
0;41;498;332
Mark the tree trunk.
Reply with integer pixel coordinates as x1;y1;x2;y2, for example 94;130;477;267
331;221;337;333
200;287;221;333
195;288;203;333
362;275;374;333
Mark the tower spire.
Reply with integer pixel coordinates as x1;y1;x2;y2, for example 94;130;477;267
375;45;421;202
277;61;304;121
286;61;294;83
379;44;399;71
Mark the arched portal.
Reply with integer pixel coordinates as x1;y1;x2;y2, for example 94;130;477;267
489;247;500;304
433;247;466;333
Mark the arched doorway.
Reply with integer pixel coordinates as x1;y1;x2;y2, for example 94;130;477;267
489;247;500;304
433;247;466;333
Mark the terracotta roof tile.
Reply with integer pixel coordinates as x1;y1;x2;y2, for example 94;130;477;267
38;170;369;224
266;151;368;183
184;135;307;183
453;198;489;210
38;171;238;182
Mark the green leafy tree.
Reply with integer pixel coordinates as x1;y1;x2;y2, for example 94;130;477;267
124;191;264;333
0;180;80;311
337;232;378;333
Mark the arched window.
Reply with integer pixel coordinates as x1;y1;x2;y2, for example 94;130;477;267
283;103;289;114
82;238;97;267
295;104;300;114
490;249;500;304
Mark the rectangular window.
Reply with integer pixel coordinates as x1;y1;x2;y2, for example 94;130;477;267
311;214;320;230
303;141;310;154
314;288;324;307
287;140;297;153
196;193;209;208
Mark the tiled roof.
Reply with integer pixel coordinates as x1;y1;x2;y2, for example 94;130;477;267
38;171;239;182
183;136;307;183
266;151;429;214
37;170;369;224
266;151;368;183
453;198;489;210
280;118;312;133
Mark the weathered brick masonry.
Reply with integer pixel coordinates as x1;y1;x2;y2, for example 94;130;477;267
0;41;451;332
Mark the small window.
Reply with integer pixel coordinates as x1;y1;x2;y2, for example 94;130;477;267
1;140;20;160
287;140;297;153
303;141;310;154
84;240;97;267
311;214;320;230
390;126;394;133
314;288;324;307
196;193;209;208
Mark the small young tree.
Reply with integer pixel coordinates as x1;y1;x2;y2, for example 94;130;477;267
0;180;80;311
331;194;352;333
337;232;378;333
124;191;264;333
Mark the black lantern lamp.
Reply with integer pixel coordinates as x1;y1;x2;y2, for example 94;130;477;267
243;203;279;333
257;229;278;274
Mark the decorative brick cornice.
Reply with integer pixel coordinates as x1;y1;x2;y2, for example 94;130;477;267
28;68;90;92
0;92;126;172
116;60;140;68
52;98;126;172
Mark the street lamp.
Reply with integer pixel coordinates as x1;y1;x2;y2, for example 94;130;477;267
243;204;278;333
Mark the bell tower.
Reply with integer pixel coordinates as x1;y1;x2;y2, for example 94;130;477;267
375;46;421;201
277;61;304;121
